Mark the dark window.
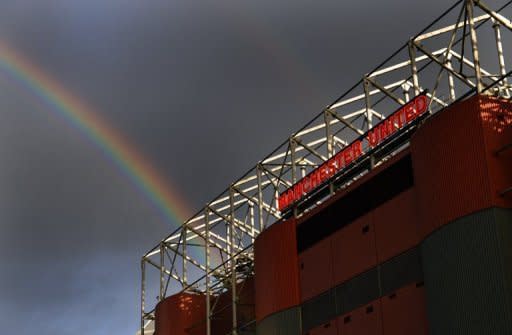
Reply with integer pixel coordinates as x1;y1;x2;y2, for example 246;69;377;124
297;155;414;253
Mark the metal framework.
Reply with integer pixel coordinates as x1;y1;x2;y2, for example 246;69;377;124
140;1;512;334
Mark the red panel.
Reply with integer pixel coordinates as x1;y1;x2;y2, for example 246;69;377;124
185;322;206;335
332;213;377;285
479;96;512;208
299;237;333;301
306;319;338;335
337;299;383;335
236;277;255;328
381;283;428;335
254;218;300;322
210;277;255;335
211;292;231;335
155;293;206;335
411;95;494;237
374;188;420;263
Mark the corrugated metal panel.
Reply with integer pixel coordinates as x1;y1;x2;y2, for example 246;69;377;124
185;321;206;335
331;212;377;285
295;242;429;334
255;312;277;335
411;95;493;238
374;188;420;263
209;277;255;335
302;290;336;331
305;319;337;335
381;283;428;335
299;236;333;302
495;208;512;313
380;247;422;297
299;244;426;334
337;299;383;335
155;293;206;335
254;218;300;322
255;307;301;335
335;267;379;315
478;96;512;208
421;207;512;334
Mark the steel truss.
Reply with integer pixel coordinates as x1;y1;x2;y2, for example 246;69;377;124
140;1;512;334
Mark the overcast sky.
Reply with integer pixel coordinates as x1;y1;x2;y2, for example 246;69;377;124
0;1;457;334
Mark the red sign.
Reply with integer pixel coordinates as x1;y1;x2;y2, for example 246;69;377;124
278;94;428;211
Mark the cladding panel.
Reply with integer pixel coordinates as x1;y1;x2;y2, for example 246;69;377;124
255;307;301;335
380;284;428;335
337;299;383;335
210;277;255;335
300;246;423;334
335;268;379;315
254;219;300;322
155;293;206;335
479;96;512;208
411;95;492;238
302;291;336;332
411;95;512;238
331;213;377;285
379;247;422;296
373;188;420;262
305;320;337;335
299;237;334;301
421;208;512;334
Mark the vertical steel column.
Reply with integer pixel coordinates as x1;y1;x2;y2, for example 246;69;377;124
159;242;165;301
492;19;510;96
256;164;264;231
141;258;146;335
408;41;420;96
402;82;410;102
225;200;231;280
289;138;298;217
364;78;372;130
324;110;333;158
447;52;456;101
182;227;188;287
324;110;334;195
467;0;484;93
229;187;238;335
249;203;255;243
274;188;279;219
204;208;211;335
290;137;297;184
364;78;375;169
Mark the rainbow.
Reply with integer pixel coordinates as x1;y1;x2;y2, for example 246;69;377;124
0;41;192;227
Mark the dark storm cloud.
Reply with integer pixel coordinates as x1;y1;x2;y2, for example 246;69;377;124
0;0;453;334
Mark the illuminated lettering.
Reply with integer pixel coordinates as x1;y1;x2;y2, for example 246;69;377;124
278;94;429;211
405;104;416;123
367;129;379;147
416;95;427;115
352;140;363;158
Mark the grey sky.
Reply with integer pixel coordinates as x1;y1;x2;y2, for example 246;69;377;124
0;1;452;334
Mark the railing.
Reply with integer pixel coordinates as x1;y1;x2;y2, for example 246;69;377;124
140;1;512;334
